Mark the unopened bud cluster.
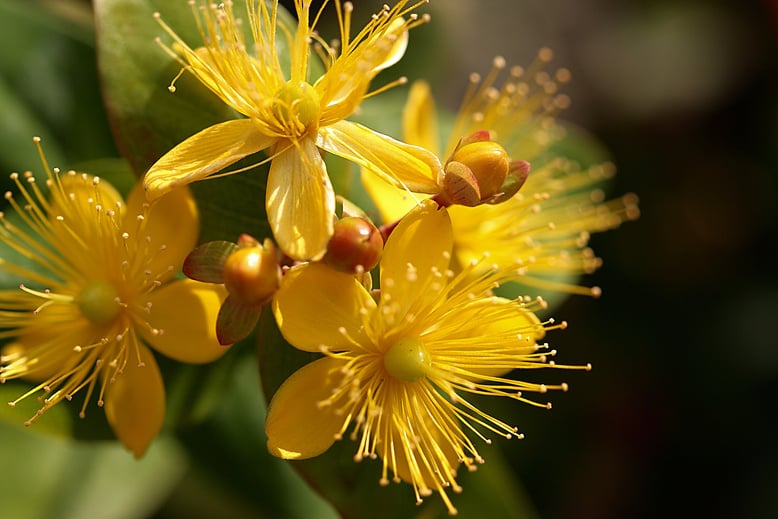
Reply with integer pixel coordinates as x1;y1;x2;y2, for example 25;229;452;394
183;233;282;345
436;130;530;207
222;235;281;307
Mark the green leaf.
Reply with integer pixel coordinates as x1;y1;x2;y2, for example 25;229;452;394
173;352;339;519
160;340;251;430
0;420;187;519
0;78;65;184
0;1;117;172
94;0;237;175
0;382;74;437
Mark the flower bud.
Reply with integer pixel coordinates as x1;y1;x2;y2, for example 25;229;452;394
449;140;510;199
440;161;481;207
458;129;492;147
323;217;383;274
487;160;531;205
222;239;281;306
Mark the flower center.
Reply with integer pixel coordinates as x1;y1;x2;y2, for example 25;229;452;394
383;337;431;382
272;81;320;133
76;280;121;325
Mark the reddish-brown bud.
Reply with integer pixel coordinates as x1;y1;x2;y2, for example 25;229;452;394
222;239;281;306
323;217;383;274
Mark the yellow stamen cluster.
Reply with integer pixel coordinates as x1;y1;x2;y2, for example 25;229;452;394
442;49;640;296
0;139;173;423
153;0;430;140
451;161;640;296
448;50;572;158
313;249;587;514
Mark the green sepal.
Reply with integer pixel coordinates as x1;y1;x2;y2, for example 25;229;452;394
183;240;239;283
216;295;262;346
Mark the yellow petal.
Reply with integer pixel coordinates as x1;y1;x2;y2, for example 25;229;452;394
380;200;453;317
1;320;89;383
265;139;335;261
49;172;125;239
317;19;408;120
272;263;375;352
370;20;409;73
141;279;228;363
54;171;124;212
361;170;421;225
143;119;275;201
265;356;346;459
104;341;164;459
318;121;442;194
124;182;199;282
402;80;440;154
476;299;545;341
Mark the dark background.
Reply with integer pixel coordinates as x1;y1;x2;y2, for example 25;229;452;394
406;1;778;518
297;0;778;517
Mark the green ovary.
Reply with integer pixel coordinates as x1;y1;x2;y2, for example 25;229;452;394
272;81;320;131
76;280;121;325
383;337;432;382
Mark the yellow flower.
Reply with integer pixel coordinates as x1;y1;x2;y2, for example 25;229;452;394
364;50;640;295
266;200;582;514
146;0;442;260
0;139;227;458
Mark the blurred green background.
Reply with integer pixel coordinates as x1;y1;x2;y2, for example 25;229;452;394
1;0;776;518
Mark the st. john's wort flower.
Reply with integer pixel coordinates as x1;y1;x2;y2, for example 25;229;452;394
0;138;227;457
265;200;586;514
146;0;442;261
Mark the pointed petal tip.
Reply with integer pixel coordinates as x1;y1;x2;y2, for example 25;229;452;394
105;345;165;462
267;441;304;460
